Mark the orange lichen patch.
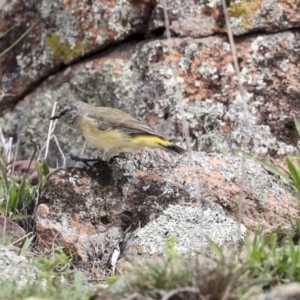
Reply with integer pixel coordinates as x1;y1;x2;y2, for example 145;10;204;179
135;170;165;184
112;62;127;74
79;176;90;185
220;125;232;133
63;0;73;10
174;155;298;234
108;30;117;41
36;221;70;245
70;214;98;235
37;204;49;217
174;40;238;102
163;50;182;65
49;206;62;214
50;173;68;184
73;185;89;194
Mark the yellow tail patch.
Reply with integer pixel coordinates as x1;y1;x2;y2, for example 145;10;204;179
132;135;185;154
132;135;171;147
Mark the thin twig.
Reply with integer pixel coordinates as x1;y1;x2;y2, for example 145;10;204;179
0;90;15;101
75;140;87;167
53;135;66;167
10;231;33;246
0;19;40;59
45;102;57;159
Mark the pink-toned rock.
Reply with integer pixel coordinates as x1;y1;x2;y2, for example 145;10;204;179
35;150;297;261
0;217;26;247
1;0;300;115
149;0;300;37
0;0;154;113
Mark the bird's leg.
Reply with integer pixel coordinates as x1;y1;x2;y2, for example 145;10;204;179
70;154;107;169
108;153;127;164
70;153;127;169
109;155;121;164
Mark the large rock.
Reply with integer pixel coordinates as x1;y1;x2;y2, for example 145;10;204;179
35;150;297;263
0;0;154;113
0;217;26;247
2;0;299;114
1;31;300;164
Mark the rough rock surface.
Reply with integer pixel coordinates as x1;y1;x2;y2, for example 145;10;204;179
1;0;300;114
0;217;26;247
0;244;39;288
36;149;297;263
256;283;300;300
149;0;300;37
124;204;246;255
2;30;300;165
0;0;154;112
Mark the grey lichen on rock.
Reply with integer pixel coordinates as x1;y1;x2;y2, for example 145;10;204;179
1;30;300;164
0;244;39;288
0;0;153;111
35;149;298;261
125;204;246;255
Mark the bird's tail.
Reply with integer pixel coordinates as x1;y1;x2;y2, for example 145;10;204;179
162;142;186;154
132;134;185;154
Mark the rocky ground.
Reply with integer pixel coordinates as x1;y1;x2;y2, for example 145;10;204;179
1;0;300;299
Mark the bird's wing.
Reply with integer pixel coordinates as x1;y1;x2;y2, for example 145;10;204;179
87;108;161;137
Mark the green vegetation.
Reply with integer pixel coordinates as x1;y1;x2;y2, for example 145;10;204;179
46;33;87;64
241;118;300;198
0;156;49;220
0;245;93;300
0;228;300;299
227;0;262;18
0;274;93;300
108;230;300;299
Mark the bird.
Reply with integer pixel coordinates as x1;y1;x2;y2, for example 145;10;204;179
50;100;185;165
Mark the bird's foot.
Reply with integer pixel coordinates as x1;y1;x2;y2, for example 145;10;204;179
109;155;120;164
70;154;126;170
108;155;127;164
70;155;107;171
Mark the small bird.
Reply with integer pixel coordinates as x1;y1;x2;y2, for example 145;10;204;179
50;101;185;164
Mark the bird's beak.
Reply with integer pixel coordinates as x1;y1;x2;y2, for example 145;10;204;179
49;115;60;121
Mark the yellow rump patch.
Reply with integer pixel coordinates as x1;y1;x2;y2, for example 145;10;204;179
132;135;170;147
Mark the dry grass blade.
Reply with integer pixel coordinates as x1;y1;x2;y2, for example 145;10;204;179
161;287;200;300
2;142;18;244
161;0;204;247
52;135;66;167
41;101;66;167
220;0;251;243
10;231;33;246
45;101;58;159
0;19;40;59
